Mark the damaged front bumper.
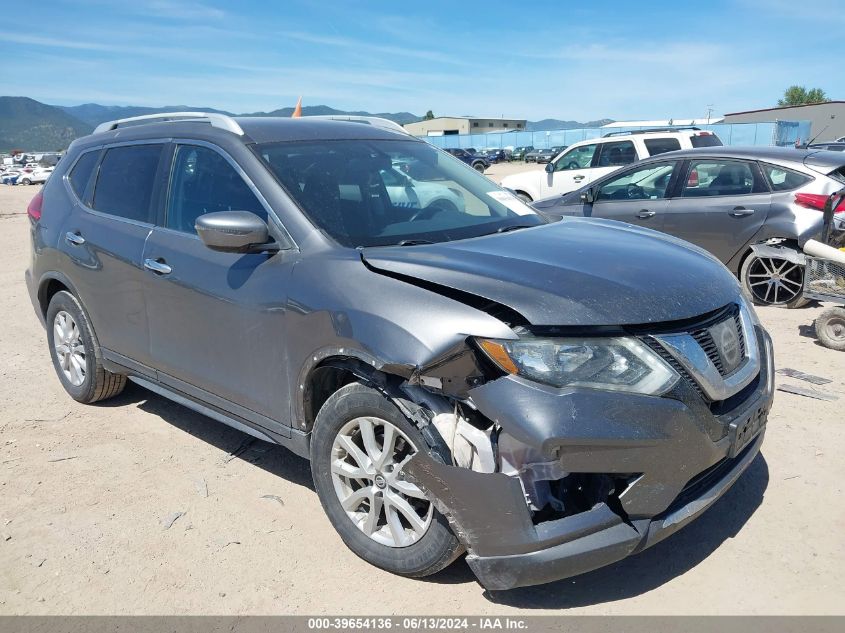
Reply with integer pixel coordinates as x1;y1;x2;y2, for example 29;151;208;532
404;326;774;590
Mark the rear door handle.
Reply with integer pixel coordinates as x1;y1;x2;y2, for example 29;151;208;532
637;210;656;219
144;258;172;275
730;207;755;217
65;231;85;246
573;175;585;182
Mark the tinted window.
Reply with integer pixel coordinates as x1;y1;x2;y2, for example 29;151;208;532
554;143;598;171
760;163;813;191
690;133;722;148
167;145;266;233
681;160;763;197
92;144;162;223
68;151;99;198
644;138;681;156
596;162;676;201
256;139;543;247
596;141;637;167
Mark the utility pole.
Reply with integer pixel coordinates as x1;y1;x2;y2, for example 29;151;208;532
705;104;715;124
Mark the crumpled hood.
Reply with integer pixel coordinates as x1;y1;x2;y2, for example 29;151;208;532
362;218;741;326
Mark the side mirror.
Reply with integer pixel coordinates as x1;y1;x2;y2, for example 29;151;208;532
544;162;554;174
580;188;595;204
196;211;276;253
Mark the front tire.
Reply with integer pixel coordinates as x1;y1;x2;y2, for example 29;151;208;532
472;162;486;173
740;253;808;308
310;382;462;577
46;291;126;403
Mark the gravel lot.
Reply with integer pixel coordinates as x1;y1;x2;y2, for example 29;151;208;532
1;179;843;615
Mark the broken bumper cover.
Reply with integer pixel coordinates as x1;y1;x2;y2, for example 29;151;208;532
404;327;773;591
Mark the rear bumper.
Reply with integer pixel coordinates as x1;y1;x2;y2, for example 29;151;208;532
465;432;763;590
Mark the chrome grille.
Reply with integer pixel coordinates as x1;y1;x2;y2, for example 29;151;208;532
689;305;745;377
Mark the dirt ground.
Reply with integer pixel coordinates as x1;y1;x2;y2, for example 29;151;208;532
1;179;843;615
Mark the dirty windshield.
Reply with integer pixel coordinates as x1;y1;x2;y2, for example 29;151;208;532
256;139;544;247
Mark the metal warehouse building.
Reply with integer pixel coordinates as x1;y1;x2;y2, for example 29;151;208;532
404;116;527;136
723;101;845;143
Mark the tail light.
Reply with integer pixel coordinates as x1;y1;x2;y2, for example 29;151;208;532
27;190;43;221
794;192;845;213
687;168;699;188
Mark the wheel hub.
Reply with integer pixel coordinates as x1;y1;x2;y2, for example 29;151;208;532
746;256;803;305
53;310;86;386
330;416;433;548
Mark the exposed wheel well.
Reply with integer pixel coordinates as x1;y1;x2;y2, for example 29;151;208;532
303;358;392;431
39;278;70;317
514;190;533;202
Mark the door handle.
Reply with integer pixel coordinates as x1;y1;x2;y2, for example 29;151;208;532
730;207;755;217
65;231;85;246
636;210;656;219
573;175;585;181
144;258;172;275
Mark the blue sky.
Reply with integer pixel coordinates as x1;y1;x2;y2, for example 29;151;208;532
0;0;841;120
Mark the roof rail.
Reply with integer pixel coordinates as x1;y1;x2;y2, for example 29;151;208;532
602;126;702;137
93;111;244;136
305;115;409;135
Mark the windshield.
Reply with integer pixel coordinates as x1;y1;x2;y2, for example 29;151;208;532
256;139;543;247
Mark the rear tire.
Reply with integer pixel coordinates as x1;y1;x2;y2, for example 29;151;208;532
21;178;31;185
472;162;486;173
815;307;845;351
740;253;808;308
46;290;126;403
310;382;462;578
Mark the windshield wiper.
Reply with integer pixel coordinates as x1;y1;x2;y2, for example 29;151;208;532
496;224;534;234
396;239;435;246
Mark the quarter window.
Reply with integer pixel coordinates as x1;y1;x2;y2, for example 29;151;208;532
644;138;681;156
92;144;163;223
68;150;99;199
596;162;677;201
166;145;266;234
760;163;813;191
681;160;764;197
554;143;599;171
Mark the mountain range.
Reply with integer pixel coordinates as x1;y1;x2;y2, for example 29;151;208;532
0;96;615;151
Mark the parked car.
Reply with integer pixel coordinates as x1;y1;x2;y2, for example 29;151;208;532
532;146;845;308
502;128;723;202
443;147;489;172
525;148;557;164
511;146;534;161
17;166;53;185
26;112;772;591
1;170;20;185
485;149;510;163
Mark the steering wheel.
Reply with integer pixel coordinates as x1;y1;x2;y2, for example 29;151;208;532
566;161;580;170
626;183;646;199
408;201;457;222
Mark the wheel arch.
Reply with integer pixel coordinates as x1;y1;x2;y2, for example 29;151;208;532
37;271;81;318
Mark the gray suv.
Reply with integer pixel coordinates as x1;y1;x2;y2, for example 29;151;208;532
25;113;773;590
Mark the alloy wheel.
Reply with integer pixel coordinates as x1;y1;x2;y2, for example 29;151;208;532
745;256;804;305
53;310;86;386
330;416;432;547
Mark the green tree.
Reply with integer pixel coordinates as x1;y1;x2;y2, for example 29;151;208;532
778;85;829;106
424;110;435;120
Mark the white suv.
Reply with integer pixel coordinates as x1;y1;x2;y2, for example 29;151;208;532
501;128;722;202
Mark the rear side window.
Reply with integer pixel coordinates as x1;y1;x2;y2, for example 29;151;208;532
595;141;637;167
92;144;163;223
68;151;99;198
690;133;722;148
682;159;766;197
644;138;681;156
760;163;813;191
166;145;266;233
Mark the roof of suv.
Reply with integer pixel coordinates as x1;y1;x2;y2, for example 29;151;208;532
81;115;410;147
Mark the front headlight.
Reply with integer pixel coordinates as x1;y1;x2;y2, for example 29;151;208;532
477;336;680;395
